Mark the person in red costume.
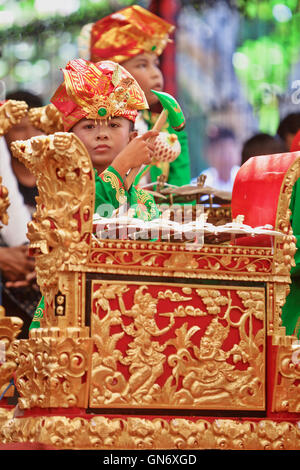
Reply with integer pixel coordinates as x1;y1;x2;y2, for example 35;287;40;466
77;5;191;188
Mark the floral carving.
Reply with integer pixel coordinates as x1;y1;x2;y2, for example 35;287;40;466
15;335;93;409
0;415;299;450
273;339;300;412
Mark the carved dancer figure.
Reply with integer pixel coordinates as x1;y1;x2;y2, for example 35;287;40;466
118;286;175;402
91;284;174;404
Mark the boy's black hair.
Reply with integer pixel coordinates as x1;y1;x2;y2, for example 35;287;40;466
241;133;287;165
206;126;235;145
6;90;43;108
277;112;300;141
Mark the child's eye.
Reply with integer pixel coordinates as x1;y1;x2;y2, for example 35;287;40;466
84;124;94;129
110;122;120;128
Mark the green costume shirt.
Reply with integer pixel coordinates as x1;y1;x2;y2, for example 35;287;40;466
136;110;191;187
94;166;160;221
30;166;159;330
281;179;300;338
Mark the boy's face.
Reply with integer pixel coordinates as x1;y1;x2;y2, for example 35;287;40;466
72;116;136;173
122;52;164;106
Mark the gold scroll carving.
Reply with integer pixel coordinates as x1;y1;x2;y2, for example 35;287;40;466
89;282;266;411
272;336;300;413
28;103;64;135
0;99;28;137
1;415;299;450
0;306;23;399
15;329;93;409
0;114;22;406
89;240;274;287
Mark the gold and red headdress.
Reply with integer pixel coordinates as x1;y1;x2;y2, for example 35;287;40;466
78;5;174;64
51;59;148;131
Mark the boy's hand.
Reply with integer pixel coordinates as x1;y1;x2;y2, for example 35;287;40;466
0;245;35;283
112;130;159;179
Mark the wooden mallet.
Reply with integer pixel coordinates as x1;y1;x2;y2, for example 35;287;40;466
124;89;186;190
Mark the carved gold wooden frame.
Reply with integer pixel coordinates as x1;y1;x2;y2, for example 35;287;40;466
0;414;299;450
3;131;300;450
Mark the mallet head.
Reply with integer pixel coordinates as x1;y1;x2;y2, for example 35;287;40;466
151;89;185;131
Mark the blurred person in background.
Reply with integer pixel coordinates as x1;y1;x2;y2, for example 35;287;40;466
192;126;240;192
241;132;288;165
277;112;300;151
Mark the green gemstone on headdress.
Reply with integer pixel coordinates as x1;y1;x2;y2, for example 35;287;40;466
151;45;157;51
98;107;107;117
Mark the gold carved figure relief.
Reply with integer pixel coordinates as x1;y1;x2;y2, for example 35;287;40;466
90;282;266;410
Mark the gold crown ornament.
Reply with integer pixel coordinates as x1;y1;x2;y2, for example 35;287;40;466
51;59;148;131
